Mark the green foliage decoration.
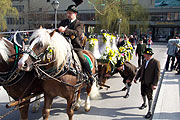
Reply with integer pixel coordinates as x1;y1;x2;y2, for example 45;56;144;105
0;0;18;31
88;0;149;34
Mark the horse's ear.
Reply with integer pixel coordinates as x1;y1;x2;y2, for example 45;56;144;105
39;25;43;29
49;30;56;37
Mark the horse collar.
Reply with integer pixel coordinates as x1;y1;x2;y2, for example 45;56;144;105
0;44;25;86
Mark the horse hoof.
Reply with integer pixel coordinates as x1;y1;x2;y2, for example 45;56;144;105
85;108;90;112
74;106;80;111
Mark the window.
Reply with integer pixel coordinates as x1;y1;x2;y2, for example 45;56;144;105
47;0;50;2
175;13;179;20
39;8;42;11
13;5;24;12
6;17;24;25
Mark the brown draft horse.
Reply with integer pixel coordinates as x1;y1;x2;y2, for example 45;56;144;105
0;37;43;119
18;28;100;120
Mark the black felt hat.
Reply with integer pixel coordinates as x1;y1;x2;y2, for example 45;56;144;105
65;5;78;13
144;48;154;55
115;60;124;67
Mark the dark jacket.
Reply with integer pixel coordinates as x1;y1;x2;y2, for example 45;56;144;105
136;43;146;56
59;19;84;48
135;58;160;86
118;61;137;82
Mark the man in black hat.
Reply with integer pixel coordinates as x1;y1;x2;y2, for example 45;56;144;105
135;39;146;68
114;60;137;98
134;48;160;119
57;5;94;84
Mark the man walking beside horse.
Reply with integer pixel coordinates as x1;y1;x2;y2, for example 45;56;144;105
134;48;160;119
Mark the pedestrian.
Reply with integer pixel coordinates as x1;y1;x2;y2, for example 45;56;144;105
129;35;135;49
114;61;137;98
135;39;146;68
57;5;95;84
174;48;180;74
117;35;128;47
143;36;147;45
147;37;153;48
134;35;138;45
134;48;160;119
173;43;180;74
117;36;123;48
165;40;178;71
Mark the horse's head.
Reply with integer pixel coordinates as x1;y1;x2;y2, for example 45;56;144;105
18;28;70;71
0;37;13;63
0;37;17;72
18;28;51;71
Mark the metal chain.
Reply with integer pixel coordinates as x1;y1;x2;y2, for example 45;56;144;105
0;94;44;120
0;106;19;120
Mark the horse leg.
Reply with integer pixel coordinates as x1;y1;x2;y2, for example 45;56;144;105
31;95;41;113
98;65;107;88
85;80;101;112
42;93;53;120
19;100;30;120
84;85;91;112
74;89;81;111
67;98;74;120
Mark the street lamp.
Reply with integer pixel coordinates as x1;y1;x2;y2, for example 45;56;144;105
51;0;59;29
118;19;122;35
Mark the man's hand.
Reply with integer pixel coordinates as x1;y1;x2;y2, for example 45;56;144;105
58;26;66;32
152;85;157;90
126;79;131;83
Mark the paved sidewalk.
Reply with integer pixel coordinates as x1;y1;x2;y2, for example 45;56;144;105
153;70;180;120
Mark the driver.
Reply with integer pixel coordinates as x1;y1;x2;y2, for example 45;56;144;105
57;5;94;85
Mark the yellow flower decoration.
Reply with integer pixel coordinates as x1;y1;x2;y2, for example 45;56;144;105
88;38;98;48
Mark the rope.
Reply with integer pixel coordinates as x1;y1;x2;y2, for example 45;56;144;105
35;65;76;88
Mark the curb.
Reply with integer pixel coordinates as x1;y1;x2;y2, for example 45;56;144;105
151;66;166;120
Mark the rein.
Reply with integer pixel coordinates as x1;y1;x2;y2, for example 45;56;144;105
33;55;83;88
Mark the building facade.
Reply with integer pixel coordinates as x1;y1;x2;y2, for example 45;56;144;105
8;0;180;41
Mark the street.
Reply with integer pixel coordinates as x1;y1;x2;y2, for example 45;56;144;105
0;42;167;120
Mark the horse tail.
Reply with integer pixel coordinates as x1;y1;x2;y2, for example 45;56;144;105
90;79;101;100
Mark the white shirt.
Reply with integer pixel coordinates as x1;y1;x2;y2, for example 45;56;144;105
70;18;76;23
145;58;152;69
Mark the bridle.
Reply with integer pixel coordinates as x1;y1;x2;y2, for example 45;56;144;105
0;40;25;86
23;36;47;61
22;34;84;88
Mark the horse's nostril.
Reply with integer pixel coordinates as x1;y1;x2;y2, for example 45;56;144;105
24;63;28;68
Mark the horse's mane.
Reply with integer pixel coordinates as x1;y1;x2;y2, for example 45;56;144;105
0;37;11;62
50;32;71;67
29;29;51;47
31;29;71;67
